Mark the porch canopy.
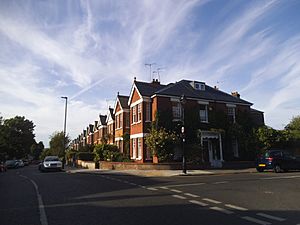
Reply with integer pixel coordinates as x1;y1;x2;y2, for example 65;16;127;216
198;130;224;162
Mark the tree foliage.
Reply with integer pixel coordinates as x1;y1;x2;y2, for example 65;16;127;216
145;126;179;162
285;116;300;139
0;116;36;159
48;131;70;158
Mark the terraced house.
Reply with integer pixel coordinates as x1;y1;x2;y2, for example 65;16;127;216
70;77;264;167
113;94;130;155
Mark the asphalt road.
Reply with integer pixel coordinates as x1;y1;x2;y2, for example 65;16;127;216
1;166;300;225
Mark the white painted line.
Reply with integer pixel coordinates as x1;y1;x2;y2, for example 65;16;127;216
160;186;169;189
213;181;229;184
147;187;158;191
202;198;222;204
129;183;137;186
172;195;187;200
19;175;48;225
261;175;300;180
189;200;208;207
210;206;234;215
163;183;205;188
241;216;271;225
225;204;248;211
139;185;146;189
170;189;182;193
184;193;200;198
257;213;286;222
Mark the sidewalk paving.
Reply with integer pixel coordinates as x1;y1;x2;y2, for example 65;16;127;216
65;166;257;177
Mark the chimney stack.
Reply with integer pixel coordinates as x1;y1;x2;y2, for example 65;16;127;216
231;91;240;98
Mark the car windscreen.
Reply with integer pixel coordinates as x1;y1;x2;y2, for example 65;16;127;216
44;157;59;162
265;151;282;158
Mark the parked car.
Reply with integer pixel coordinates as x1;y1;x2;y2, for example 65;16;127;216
23;159;29;166
39;156;62;172
256;149;300;173
5;160;19;169
0;161;7;172
16;160;25;167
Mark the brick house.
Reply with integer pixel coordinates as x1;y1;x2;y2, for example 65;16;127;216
94;114;108;144
128;78;264;166
113;94;130;154
106;108;115;145
128;78;166;162
86;124;94;145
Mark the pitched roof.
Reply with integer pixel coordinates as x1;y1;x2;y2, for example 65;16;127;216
155;80;252;105
118;95;129;109
134;80;166;97
99;114;107;126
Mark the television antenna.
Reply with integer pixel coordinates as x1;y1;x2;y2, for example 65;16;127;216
145;63;156;81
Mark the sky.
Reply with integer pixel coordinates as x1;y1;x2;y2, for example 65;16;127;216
1;0;300;147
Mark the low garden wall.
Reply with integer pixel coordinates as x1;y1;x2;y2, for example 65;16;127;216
99;161;208;170
77;160;96;169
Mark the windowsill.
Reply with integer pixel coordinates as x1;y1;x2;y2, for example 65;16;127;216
172;118;181;122
145;120;151;122
115;128;123;131
131;121;142;125
200;121;209;123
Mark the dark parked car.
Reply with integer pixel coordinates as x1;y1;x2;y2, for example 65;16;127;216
5;160;19;169
256;149;300;173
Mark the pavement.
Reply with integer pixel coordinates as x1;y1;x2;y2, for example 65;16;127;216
65;166;257;177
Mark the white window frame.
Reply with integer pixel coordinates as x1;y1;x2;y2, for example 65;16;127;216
132;138;136;159
199;104;208;123
137;138;142;160
145;102;151;122
172;102;181;120
227;107;236;123
138;103;142;122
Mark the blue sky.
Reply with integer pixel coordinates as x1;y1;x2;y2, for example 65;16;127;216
0;0;300;146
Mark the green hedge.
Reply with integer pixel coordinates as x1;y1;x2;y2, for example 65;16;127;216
76;152;95;161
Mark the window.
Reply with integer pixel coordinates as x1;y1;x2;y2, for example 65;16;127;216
228;107;236;123
137;138;142;159
138;103;142;121
132;139;136;158
119;114;123;128
115;115;119;128
232;138;239;158
199;104;208;122
145;102;151;121
132;106;137;123
172;102;181;119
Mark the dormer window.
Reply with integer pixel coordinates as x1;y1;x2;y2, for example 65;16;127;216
190;81;205;91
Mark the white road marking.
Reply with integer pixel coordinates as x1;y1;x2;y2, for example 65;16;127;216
19;175;48;225
225;204;248;211
257;213;286;222
184;193;200;198
213;181;229;184
160;186;169;189
210;206;234;214
147;187;158;191
202;198;222;204
189;200;208;207
139;185;146;189
129;183;137;186
241;216;271;225
172;195;187;200
161;183;205;188
170;189;182;193
261;175;300;180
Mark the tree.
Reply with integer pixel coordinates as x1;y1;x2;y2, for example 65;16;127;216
0;116;36;159
145;126;179;162
285;116;300;139
30;141;44;160
49;131;70;158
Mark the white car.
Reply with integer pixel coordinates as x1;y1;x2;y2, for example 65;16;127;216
39;156;62;172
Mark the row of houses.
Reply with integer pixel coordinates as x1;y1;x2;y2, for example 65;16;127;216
70;78;264;167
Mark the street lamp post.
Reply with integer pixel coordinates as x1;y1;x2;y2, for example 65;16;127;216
180;95;187;174
61;96;68;169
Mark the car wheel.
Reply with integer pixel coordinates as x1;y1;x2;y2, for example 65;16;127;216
256;168;264;172
274;164;282;173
